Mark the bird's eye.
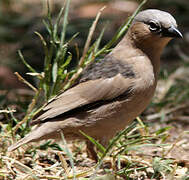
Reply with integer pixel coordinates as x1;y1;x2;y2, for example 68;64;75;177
148;21;160;32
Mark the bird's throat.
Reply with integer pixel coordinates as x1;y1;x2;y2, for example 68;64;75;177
124;31;171;78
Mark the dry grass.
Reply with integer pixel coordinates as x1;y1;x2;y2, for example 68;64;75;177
1;0;189;179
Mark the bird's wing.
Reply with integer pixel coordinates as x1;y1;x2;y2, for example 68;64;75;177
32;74;134;123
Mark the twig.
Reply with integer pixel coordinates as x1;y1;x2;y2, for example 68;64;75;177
57;152;70;176
146;104;188;121
0;109;16;114
2;156;39;180
12;89;41;135
171;116;189;123
79;6;106;67
163;132;185;157
63;67;83;90
14;72;37;92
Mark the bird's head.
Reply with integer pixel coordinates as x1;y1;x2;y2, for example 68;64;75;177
128;9;182;57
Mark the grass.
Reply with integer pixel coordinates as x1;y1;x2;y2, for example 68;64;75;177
0;0;189;179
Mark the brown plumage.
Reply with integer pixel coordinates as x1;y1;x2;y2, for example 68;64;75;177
8;9;182;160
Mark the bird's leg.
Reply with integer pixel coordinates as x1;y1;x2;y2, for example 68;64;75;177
86;141;98;162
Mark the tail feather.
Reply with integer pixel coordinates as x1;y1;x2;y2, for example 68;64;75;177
8;133;36;151
8;124;48;151
8;120;64;151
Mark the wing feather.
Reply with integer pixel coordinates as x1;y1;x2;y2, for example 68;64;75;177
32;74;133;123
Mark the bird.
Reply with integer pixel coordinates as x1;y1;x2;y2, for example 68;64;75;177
8;9;182;160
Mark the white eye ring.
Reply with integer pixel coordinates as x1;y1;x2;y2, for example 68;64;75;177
149;21;160;32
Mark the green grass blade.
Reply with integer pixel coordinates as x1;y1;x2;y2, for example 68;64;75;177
54;6;65;41
60;0;70;47
80;130;106;154
60;131;76;180
18;50;37;73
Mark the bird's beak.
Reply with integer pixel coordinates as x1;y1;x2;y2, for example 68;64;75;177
162;26;183;38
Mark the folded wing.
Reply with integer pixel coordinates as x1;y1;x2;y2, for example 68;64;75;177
32;74;134;124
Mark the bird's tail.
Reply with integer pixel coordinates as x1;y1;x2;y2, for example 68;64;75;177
8;120;64;151
8;132;36;151
8;124;48;151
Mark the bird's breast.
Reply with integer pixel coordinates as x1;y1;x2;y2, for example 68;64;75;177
85;82;156;138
